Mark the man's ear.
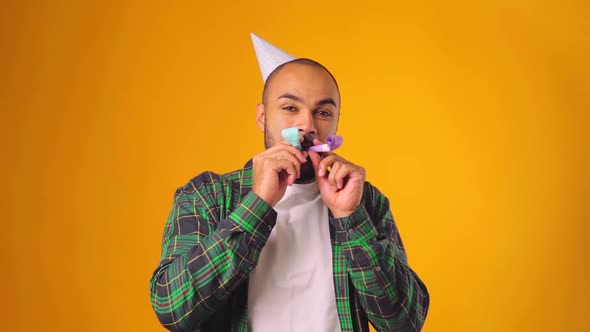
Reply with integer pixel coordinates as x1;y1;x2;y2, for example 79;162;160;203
256;103;265;132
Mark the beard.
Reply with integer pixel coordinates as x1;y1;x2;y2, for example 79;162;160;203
264;123;316;183
296;159;315;183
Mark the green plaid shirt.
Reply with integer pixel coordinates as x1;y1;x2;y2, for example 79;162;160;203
150;160;429;331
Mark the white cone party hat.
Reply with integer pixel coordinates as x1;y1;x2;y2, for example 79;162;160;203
251;33;296;82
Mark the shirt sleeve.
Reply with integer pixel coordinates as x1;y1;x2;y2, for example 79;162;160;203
329;183;430;332
149;174;276;332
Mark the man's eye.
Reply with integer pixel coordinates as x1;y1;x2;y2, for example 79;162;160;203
283;106;297;112
315;110;332;117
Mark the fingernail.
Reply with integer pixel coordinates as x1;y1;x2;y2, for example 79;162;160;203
319;168;325;177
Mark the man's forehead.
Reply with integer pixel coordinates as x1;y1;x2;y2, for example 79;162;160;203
267;63;340;101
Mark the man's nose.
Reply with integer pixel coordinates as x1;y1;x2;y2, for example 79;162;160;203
297;111;316;135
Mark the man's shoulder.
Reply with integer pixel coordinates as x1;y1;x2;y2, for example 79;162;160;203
173;160;253;200
175;168;241;195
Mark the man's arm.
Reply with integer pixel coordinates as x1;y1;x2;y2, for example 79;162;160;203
149;173;276;332
330;183;429;332
308;150;429;331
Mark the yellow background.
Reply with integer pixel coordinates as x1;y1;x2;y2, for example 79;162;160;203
1;0;588;331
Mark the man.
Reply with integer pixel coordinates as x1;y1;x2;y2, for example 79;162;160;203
150;33;429;332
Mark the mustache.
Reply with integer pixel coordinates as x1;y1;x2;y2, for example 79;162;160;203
300;134;315;151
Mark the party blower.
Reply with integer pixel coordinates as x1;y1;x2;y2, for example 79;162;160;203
281;127;343;152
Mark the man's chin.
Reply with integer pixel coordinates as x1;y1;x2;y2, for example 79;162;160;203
295;158;315;183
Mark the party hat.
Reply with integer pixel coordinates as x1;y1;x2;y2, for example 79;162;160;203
251;33;296;82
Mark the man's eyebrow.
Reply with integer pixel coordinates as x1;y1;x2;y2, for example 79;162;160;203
277;93;303;102
277;94;337;107
316;98;337;107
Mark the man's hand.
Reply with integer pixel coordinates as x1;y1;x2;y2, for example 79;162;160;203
252;140;308;207
308;142;366;218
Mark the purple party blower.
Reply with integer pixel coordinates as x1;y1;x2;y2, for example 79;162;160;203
308;135;343;152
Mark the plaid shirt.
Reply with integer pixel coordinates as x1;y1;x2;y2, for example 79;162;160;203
150;160;429;331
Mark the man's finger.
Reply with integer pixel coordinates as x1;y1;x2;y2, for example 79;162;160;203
266;143;307;163
275;159;299;185
328;162;343;189
266;150;304;178
332;163;351;190
308;150;323;177
319;154;339;176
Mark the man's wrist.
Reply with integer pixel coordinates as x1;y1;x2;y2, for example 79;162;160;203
330;202;362;219
329;205;377;246
331;209;355;219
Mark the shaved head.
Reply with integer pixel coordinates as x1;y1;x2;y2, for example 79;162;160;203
262;58;340;104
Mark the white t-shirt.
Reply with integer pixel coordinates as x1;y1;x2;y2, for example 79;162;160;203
248;181;341;332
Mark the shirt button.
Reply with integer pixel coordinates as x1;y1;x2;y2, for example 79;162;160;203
248;265;254;271
348;229;355;235
267;225;272;231
374;266;381;272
